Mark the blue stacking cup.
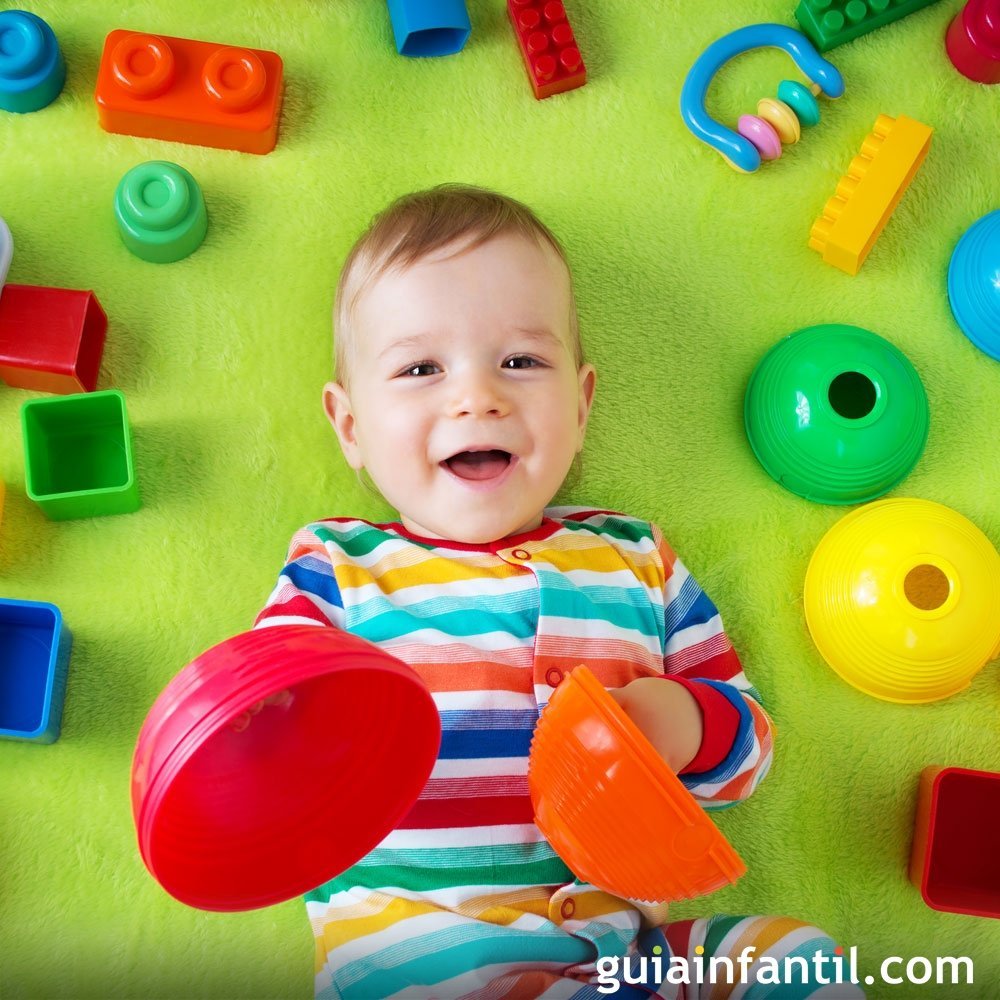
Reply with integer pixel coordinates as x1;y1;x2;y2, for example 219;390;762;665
386;0;471;56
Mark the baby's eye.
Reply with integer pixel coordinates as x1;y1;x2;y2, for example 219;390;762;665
503;355;542;370
399;361;439;377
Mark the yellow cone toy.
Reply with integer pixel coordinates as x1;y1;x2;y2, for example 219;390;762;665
804;498;1000;704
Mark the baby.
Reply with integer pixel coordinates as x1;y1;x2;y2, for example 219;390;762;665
254;185;862;1000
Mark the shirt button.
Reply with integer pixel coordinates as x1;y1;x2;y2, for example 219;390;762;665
560;898;576;919
511;548;531;561
545;667;563;687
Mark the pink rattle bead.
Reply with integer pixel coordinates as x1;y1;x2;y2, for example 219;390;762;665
738;114;782;161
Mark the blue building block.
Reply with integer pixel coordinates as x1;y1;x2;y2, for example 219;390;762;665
0;598;72;743
0;10;66;114
386;0;471;56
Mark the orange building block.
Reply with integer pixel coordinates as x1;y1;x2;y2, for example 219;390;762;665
809;114;933;275
95;30;284;155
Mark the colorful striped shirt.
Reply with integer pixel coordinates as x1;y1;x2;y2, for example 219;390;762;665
253;507;775;999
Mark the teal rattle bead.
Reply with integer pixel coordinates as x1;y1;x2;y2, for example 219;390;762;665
777;79;821;126
114;161;207;263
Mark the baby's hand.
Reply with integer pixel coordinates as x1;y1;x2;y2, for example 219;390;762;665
607;678;702;773
228;689;293;733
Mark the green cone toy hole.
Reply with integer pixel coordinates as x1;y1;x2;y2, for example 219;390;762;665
904;564;951;611
829;371;877;419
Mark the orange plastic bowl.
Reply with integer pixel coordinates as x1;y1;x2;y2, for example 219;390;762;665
528;665;745;903
131;625;440;911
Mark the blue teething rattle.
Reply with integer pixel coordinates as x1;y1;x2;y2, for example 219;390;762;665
680;23;845;173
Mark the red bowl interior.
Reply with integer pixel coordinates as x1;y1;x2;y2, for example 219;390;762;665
131;625;440;911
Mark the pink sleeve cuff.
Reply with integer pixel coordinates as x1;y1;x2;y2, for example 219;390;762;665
662;676;742;775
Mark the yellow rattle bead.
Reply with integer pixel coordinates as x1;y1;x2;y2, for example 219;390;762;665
757;97;801;145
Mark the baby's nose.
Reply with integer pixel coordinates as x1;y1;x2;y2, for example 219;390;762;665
449;372;510;417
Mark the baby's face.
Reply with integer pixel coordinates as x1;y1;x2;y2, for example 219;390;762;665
325;231;596;543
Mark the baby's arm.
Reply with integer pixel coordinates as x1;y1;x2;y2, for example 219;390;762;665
617;523;774;810
607;676;703;772
253;525;345;631
231;526;345;731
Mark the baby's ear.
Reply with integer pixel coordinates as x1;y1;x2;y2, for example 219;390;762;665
577;364;597;449
322;381;364;470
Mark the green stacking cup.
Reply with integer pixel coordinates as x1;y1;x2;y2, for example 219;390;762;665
22;389;140;520
114;161;207;263
744;324;929;505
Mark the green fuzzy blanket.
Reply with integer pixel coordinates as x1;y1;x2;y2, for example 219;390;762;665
1;1;998;997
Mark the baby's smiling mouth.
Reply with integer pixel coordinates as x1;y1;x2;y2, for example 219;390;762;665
441;449;513;481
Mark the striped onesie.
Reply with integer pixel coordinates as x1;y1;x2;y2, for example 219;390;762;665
255;507;862;1000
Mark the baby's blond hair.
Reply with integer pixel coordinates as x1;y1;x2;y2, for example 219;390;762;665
333;184;583;394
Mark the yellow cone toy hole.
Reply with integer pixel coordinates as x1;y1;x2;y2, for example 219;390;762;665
904;563;951;612
829;371;877;419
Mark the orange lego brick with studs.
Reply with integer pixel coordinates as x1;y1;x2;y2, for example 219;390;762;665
94;30;284;155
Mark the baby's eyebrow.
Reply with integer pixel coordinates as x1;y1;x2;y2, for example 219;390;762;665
512;327;563;349
378;333;434;361
377;327;562;360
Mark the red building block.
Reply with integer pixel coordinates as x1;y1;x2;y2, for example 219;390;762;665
94;30;284;155
507;0;586;100
909;765;1000;919
0;285;107;394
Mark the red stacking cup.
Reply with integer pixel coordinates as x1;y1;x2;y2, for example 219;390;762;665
131;625;440;911
946;0;1000;84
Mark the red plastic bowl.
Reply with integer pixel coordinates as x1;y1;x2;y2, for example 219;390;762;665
131;625;440;911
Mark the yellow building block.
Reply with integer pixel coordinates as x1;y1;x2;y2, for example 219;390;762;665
809;114;933;276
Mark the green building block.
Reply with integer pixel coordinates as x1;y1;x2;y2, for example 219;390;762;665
22;389;140;520
794;0;943;52
114;161;207;264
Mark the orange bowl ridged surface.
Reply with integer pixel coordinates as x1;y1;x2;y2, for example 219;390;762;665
528;664;745;903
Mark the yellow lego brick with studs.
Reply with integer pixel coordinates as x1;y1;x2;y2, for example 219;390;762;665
809;113;933;275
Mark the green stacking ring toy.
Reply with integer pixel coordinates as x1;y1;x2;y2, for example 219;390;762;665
114;161;207;263
744;324;929;505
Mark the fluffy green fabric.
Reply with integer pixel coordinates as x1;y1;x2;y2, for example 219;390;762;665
1;1;998;997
